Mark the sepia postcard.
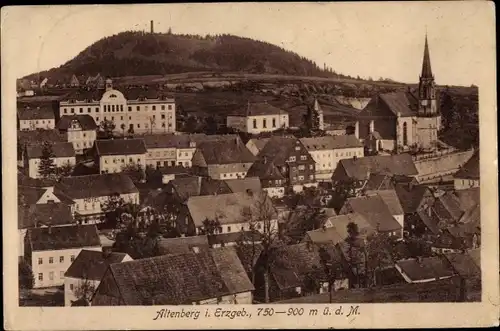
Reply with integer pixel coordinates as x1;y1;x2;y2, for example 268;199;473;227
2;2;499;330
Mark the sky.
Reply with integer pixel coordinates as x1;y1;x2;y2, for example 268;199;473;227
1;2;495;86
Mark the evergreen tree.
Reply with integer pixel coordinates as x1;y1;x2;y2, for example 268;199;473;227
38;141;57;179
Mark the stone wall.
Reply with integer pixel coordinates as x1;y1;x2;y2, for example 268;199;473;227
414;149;474;183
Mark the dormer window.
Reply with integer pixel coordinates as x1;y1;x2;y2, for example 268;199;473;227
110;94;117;98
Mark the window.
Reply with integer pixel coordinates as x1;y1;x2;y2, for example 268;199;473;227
162;123;166;128
137;106;140;111
64;109;67;114
36;120;39;124
161;105;165;110
79;108;83;113
227;226;231;232
272;118;276;128
49;257;54;264
96;117;99;122
137;124;140;128
295;146;300;151
112;105;116;112
309;164;313;170
289;156;296;162
161;114;165;119
88;107;91;113
70;255;75;262
49;272;54;280
300;155;307;160
263;119;267;128
70;284;74;291
168;105;172;110
120;105;124;112
298;165;305;170
38;273;43;281
152;105;156;110
298;175;304;180
96;107;99;112
309;175;314;180
60;271;65;279
129;158;133;163
71;108;75;113
38;258;43;265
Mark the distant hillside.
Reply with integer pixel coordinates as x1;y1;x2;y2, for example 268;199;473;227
24;31;355;82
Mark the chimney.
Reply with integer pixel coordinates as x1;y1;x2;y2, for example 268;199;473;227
369;120;375;133
150;20;154;34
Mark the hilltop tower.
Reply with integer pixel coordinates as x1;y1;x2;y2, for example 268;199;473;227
150;20;154;34
415;34;441;151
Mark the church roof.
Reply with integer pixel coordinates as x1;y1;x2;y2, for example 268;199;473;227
421;35;434;78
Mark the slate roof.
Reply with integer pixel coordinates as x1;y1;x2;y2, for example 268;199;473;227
455;187;480;212
257;136;315;165
195;138;256;165
26;224;100;251
101;248;254;305
394;183;432;214
360;92;419;118
433;192;464;223
18;186;48;205
454;150;479;180
416;209;440;234
18;130;66;147
305;213;373;245
396;257;455;282
17;172;57;188
443;252;480;278
343;195;401;232
143;133;206;149
366;190;404;216
55;173;138;199
57;115;97;131
25;142;75;159
62;89;105;102
157;236;210;255
246;159;285;181
363;173;394;191
65;250;130;281
231;102;288;116
167;176;233;202
186;191;277;227
95;139;147;156
224;177;262;193
300;135;363;151
337;154;418;182
17;106;55;120
18;203;75;229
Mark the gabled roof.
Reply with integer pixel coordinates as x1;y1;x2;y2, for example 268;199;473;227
18;203;75;229
246;138;270;155
167;176;233;202
195;138;256;165
55;173;138;199
300;135;363;151
231;102;287;117
454;150;479;180
224;177;262;193
365;190;404;216
336;154;418;182
65;250;130;280
443;252;480;278
394;183;432;214
396;257;455;282
26;142;75;159
246;159;285;181
18;186;49;205
17;106;55;120
157;236;210;255
186;191;276;227
433;192;464;223
363;173;394;191
57;115;97;131
143;133;206;149
26;224;100;251
455;187;480;211
18;130;66;148
416;209;440;234
95;139;147;156
18;172;57;188
343;195;401;232
360;92;419;118
257;136;315;165
233;244;264;274
101;248;253;305
305;213;373;245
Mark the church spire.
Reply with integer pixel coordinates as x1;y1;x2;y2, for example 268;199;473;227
420;34;433;79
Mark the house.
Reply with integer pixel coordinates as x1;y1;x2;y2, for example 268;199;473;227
163;176;232;202
157;235;210;255
363;190;405;229
59;79;176;134
394;182;435;236
453;150;479;190
18;106;55;131
259;242;349;302
247;136;316;194
94;139;147;174
394;257;455;284
143;133;203;168
17;129;67;166
54;173;139;224
64;249;133;306
357;35;441;153
24;142;76;179
182;190;278;237
332;154;418;191
69;74;80;87
92;247;254;305
245;138;270;156
56;115;98;154
302;213;374;246
324;121;357;136
24;224;102;288
339;195;403;238
208;231;264;248
191;136;256;180
226;102;289;134
300;135;364;181
224;177;262;193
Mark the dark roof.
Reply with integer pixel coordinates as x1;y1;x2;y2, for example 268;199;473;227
395;183;432;214
367;190;404;216
360;92;419;118
343;195;401;232
142;133;206;149
246;159;285;181
433;192;464;223
95;139;147;156
234;244;264;274
363;173;394;191
257;136;314;165
300;135;363;151
396;257;455;281
224;177;262;193
17;172;57;188
455;187;480;211
157;236;210;255
337;154;418;182
18;186;48;205
55;173;138;199
196;138;256;165
102;248;253;305
454;150;479;180
123;87;174;101
305;213;374;245
443;252;480;278
26;142;75;159
26;224;100;251
65;250;130;280
18;203;75;229
17;106;55;120
167;176;233;202
56;115;97;131
62;89;104;102
416;209;440;234
18;130;66;147
231;102;287;116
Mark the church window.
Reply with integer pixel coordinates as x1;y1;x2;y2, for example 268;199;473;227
272;118;276;128
403;122;408;146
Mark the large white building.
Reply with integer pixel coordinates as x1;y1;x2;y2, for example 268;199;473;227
300;135;364;181
24;142;76;179
58;79;176;134
94;139;147;174
226;102;289;134
143;133;208;168
18;106;55;131
24;224;101;288
56;115;98;154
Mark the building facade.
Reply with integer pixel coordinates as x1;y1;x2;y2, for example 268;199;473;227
59;79;176;134
18;106;55;131
226;102;289;134
94;139;147;174
24;142;76;179
56;115;98;154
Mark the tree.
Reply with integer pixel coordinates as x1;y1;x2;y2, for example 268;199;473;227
99;119;116;139
56;161;74;179
203;116;218;134
184;115;199;133
38;141;57;179
345;222;363;288
329;178;357;213
121;163;146;183
365;231;393;287
18;260;34;290
199;218;222;247
120;123;126;137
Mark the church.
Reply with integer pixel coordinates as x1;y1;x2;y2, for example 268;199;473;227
357;35;442;154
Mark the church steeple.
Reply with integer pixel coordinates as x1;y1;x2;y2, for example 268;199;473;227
418;34;437;115
420;34;433;79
